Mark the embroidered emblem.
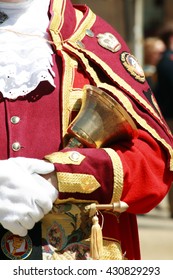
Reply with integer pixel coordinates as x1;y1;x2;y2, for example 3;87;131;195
97;32;121;52
1;231;32;260
47;222;67;251
120;52;145;83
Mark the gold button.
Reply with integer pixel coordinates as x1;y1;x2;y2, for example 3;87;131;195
12;142;21;151
11;116;20;124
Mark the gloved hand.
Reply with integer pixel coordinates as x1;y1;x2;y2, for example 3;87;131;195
0;157;58;236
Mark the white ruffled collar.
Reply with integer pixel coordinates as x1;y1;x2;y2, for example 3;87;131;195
0;0;55;99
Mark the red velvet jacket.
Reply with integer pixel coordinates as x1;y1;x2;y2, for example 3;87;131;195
0;0;173;259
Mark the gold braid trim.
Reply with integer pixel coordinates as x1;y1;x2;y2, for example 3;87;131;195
69;45;163;124
103;148;123;203
63;43;101;85
69;8;96;43
49;0;65;49
57;172;100;194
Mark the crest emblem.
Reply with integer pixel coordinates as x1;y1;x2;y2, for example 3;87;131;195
1;231;32;260
121;52;145;83
97;32;121;52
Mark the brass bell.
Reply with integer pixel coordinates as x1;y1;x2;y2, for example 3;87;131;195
66;85;137;148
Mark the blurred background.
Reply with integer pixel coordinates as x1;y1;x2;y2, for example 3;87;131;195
72;0;173;65
72;0;173;260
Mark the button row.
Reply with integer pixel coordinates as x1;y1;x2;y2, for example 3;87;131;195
10;115;22;152
76;29;94;49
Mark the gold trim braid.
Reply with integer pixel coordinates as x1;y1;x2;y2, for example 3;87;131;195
103;148;124;203
57;172;100;194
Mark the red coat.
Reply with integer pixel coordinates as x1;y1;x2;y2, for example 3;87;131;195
0;0;173;260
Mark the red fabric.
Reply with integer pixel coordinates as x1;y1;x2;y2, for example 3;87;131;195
0;54;62;159
48;1;172;259
118;130;172;213
55;130;172;213
53;1;173;162
0;0;172;260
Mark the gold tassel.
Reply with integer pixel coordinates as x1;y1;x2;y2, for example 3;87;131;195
90;215;103;260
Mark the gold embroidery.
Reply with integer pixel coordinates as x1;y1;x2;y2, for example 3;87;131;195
45;151;85;165
57;172;100;193
49;0;65;49
120;52;145;83
103;148;123;203
64;44;101;88
99;239;123;260
42;203;124;260
69;8;96;43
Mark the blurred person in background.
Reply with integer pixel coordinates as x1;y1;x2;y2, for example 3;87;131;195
143;37;166;93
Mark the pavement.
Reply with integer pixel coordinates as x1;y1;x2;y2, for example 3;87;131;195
137;195;173;260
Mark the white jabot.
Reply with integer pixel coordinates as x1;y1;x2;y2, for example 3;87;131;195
0;0;55;99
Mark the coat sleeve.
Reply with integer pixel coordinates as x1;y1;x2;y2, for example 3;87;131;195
44;128;173;214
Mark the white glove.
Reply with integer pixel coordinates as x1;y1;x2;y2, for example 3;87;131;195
0;157;58;236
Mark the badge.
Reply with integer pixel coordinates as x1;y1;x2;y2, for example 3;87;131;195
97;32;121;52
120;52;145;83
1;231;32;260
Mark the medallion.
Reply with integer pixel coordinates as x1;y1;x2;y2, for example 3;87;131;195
120;51;145;83
1;231;32;260
97;32;121;52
